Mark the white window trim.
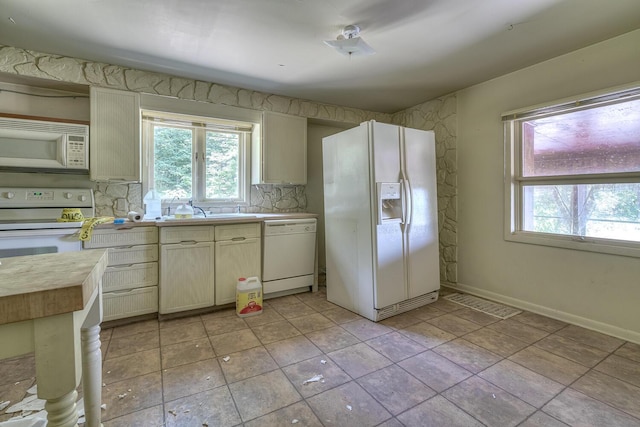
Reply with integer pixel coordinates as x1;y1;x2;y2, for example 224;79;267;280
503;82;640;258
140;94;261;209
141;109;254;209
194;127;251;205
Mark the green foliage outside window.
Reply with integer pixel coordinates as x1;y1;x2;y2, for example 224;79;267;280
529;183;640;240
151;124;243;201
154;126;192;199
206;131;239;199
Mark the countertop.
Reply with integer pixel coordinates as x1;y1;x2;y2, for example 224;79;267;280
99;212;319;228
0;249;108;325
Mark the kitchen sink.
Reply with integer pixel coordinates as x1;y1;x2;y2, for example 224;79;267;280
162;215;203;221
207;213;256;219
207;213;257;218
162;213;257;221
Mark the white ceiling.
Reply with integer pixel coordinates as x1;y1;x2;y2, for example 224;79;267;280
1;0;639;113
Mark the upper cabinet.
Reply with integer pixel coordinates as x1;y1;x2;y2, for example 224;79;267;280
90;87;140;182
252;111;307;185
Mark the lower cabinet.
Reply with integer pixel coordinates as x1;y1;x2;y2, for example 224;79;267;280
159;223;261;312
83;226;159;321
159;226;216;314
215;223;261;305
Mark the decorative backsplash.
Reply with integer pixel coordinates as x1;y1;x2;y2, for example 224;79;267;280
250;185;306;212
94;183;307;218
94;183;143;218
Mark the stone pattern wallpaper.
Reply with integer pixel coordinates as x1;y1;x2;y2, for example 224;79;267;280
393;96;457;284
93;183;306;218
0;46;389;123
0;44;457;284
94;182;143;218
250;185;306;212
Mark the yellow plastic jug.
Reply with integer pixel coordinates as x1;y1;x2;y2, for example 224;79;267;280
236;277;263;317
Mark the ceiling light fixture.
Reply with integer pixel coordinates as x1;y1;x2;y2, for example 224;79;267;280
324;25;376;57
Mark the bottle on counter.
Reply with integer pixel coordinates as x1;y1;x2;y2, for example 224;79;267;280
174;203;194;219
143;190;162;220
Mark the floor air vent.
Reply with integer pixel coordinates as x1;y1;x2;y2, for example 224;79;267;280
444;293;522;319
376;291;439;321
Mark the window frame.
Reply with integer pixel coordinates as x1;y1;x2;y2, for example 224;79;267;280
503;82;640;258
142;110;252;209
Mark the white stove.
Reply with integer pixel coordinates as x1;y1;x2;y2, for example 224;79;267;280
0;187;95;258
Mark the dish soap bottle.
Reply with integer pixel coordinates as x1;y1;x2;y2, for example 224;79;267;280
175;203;194;219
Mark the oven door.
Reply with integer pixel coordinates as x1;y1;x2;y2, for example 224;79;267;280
0;228;82;258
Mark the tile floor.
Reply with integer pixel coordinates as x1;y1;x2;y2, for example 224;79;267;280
1;287;640;426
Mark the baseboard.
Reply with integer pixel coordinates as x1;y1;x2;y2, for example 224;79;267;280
263;275;314;294
445;282;640;345
264;286;311;299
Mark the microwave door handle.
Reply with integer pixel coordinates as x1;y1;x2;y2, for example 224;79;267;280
58;135;67;166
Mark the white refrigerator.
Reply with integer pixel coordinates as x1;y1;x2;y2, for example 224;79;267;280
323;121;440;321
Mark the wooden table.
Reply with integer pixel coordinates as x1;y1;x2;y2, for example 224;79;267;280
0;249;107;427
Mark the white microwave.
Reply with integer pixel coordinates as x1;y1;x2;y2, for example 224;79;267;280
0;117;89;171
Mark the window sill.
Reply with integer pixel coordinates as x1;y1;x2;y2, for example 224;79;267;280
504;231;640;258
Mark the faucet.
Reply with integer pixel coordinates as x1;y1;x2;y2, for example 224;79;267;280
166;196;178;216
236;204;241;213
189;200;207;217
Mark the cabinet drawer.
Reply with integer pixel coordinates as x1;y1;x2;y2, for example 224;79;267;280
160;226;215;244
84;227;158;248
103;262;158;292
103;286;158;322
215;223;260;241
107;244;158;266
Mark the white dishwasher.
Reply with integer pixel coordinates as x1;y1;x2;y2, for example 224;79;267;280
262;218;316;296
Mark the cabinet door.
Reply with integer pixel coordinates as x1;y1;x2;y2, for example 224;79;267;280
90;87;140;182
159;242;215;314
253;111;307;184
215;238;261;305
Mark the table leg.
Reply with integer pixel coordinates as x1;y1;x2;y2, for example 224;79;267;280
33;312;81;427
33;285;102;427
43;390;79;426
81;292;103;427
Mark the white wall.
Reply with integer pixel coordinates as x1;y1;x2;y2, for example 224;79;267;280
456;29;640;342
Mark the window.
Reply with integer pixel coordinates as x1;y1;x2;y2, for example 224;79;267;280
504;85;640;257
143;111;253;206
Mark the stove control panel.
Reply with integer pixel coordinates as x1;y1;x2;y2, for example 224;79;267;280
0;188;94;208
26;190;55;201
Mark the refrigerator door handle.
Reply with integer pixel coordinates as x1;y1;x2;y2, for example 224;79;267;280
403;178;412;226
400;179;407;224
376;182;384;226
